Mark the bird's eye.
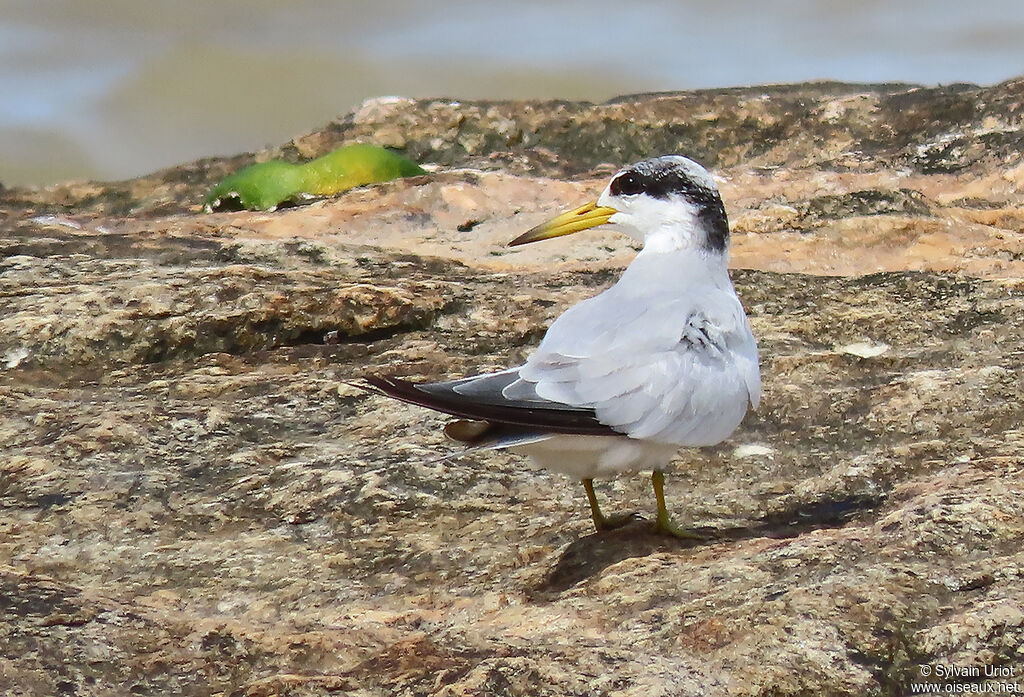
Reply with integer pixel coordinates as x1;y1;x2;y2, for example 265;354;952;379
611;172;644;197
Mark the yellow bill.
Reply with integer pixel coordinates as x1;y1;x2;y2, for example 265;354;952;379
508;201;618;247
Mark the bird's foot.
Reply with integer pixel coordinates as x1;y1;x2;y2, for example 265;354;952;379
594;510;644;532
650;469;707;540
583;478;642;533
652;512;707;540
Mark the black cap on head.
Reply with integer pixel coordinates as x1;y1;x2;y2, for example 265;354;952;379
609;156;729;252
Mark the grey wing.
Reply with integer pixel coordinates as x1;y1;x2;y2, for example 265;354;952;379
362;372;616;435
503;286;760;447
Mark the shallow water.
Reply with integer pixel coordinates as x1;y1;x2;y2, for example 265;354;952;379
3;0;1024;186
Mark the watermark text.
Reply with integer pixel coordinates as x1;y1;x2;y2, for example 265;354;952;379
910;664;1020;695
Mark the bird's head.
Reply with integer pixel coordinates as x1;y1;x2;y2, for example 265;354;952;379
510;155;729;254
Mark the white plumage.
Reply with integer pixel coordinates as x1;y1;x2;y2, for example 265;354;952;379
505;251;759;445
363;155;760;537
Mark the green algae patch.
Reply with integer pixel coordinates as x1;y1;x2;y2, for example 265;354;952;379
204;144;426;212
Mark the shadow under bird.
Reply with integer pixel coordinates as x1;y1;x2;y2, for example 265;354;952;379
360;155;760;538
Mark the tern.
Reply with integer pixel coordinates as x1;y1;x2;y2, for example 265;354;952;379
361;156;760;537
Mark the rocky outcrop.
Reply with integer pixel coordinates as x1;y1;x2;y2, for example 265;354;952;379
2;80;1023;696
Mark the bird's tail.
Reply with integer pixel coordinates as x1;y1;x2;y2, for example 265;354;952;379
348;377;552;450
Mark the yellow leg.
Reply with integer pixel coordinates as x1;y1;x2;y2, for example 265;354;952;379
582;478;638;532
651;470;705;539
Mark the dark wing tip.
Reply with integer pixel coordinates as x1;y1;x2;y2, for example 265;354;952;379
350;374;437;408
352;373;619;436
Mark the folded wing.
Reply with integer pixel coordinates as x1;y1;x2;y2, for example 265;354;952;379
360;374;618;435
502;278;760;446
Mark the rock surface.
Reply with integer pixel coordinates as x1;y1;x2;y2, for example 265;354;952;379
2;80;1024;696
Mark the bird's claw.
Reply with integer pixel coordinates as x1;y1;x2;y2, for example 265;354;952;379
594;510;644;531
653;514;708;540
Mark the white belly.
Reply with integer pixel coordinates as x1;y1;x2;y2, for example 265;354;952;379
512;434;680;480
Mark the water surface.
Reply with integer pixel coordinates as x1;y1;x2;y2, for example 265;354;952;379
3;0;1024;186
